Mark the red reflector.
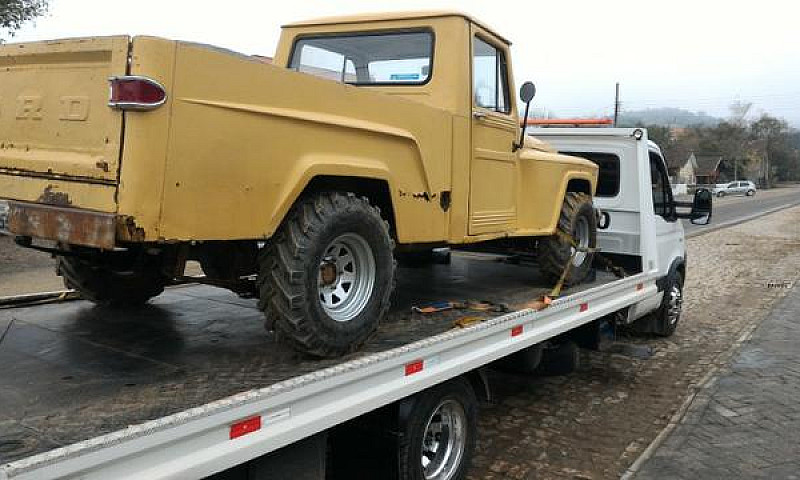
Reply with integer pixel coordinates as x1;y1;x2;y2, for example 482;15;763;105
511;325;523;337
405;359;424;376
109;76;166;110
636;283;644;291
230;416;262;439
579;303;588;312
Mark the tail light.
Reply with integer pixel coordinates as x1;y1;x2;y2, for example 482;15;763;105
108;76;167;110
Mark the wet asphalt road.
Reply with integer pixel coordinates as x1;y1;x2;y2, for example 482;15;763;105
681;185;800;236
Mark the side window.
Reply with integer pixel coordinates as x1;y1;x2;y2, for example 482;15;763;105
472;36;510;113
649;152;674;220
563;152;620;197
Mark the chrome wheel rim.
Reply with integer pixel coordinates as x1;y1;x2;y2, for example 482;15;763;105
421;399;467;480
666;283;683;326
572;216;590;267
317;233;375;322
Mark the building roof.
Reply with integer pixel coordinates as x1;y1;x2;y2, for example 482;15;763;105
694;154;723;174
283;11;510;45
666;154;689;170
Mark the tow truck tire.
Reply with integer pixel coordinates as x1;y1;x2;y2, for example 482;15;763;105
258;192;396;358
398;377;477;480
493;345;544;374
535;340;580;376
537;192;597;286
57;250;168;306
653;271;684;337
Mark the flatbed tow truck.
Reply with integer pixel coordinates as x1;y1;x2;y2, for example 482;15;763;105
0;129;711;480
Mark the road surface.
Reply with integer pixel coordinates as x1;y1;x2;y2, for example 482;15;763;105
682;185;800;236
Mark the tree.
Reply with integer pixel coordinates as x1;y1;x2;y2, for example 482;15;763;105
0;0;49;41
751;114;798;185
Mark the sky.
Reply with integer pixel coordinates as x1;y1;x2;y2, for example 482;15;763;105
7;0;800;125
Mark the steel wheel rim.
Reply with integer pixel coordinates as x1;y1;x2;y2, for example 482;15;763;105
317;233;376;322
421;399;467;480
667;283;682;326
572;215;590;267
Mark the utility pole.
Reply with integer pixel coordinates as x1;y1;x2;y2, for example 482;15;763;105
613;82;620;127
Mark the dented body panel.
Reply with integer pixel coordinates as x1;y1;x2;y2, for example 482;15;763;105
0;12;596;249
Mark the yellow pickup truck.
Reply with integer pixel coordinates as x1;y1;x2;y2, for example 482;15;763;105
0;11;598;357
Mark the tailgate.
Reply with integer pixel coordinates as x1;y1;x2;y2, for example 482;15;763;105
0;36;129;184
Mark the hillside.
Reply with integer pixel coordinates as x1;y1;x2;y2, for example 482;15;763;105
618;108;720;127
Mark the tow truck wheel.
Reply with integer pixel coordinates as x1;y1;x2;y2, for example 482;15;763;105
258;192;395;358
493;344;544;374
536;340;580;376
537;192;597;286
56;247;169;306
398;377;477;480
653;271;684;337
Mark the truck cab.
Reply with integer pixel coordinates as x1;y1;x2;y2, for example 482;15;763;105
530;128;712;331
273;12;597;242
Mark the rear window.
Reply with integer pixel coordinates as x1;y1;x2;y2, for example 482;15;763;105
289;31;433;85
563;152;620;197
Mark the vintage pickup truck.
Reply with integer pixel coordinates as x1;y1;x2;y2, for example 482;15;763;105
0;11;598;357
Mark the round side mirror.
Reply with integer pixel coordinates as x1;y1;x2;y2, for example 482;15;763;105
520;81;536;103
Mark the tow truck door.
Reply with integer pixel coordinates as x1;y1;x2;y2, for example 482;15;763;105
649;151;683;277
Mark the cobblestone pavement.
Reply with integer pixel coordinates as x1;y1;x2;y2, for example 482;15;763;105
466;206;800;479
634;280;800;479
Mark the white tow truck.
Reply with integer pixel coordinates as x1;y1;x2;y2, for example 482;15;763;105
0;128;711;480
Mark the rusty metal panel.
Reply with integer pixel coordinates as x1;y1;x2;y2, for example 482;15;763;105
7;201;116;249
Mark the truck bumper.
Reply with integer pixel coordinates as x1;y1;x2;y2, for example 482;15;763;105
7;201;119;250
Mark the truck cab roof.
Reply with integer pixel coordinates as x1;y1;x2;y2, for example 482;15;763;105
282;10;511;45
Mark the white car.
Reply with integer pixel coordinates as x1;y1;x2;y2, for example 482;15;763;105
713;180;757;197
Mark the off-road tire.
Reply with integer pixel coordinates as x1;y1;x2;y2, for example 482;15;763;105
57;250;169;306
537;192;597;286
398;377;478;480
257;192;395;358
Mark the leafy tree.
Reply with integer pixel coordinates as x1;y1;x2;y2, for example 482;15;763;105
0;0;49;41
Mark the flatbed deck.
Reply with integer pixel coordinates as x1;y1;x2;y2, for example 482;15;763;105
0;253;644;479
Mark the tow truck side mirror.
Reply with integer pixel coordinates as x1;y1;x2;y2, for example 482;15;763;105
690;188;713;224
674;188;712;225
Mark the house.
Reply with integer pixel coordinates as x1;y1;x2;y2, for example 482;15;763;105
677;154;697;184
693;154;724;185
667;153;696;184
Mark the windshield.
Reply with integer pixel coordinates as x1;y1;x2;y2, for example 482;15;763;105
288;31;433;85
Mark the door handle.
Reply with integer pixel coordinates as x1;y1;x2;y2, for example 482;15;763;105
472;111;487;119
